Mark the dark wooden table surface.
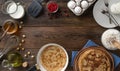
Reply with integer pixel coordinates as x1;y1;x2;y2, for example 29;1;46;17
0;0;120;71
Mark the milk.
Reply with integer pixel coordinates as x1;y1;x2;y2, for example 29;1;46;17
7;2;17;14
6;2;25;19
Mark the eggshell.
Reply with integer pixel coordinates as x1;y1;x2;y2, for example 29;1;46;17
67;1;76;9
74;6;82;14
81;1;89;9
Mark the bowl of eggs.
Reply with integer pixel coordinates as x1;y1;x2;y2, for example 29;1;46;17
67;0;96;16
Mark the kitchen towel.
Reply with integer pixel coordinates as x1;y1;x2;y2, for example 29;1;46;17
71;40;120;68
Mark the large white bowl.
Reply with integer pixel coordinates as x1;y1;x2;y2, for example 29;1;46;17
37;43;69;71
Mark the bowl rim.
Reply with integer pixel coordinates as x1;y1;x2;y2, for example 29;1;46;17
37;43;69;71
46;1;59;13
9;5;25;19
2;19;18;34
74;46;114;71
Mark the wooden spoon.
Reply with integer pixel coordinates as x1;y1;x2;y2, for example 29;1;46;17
0;23;11;41
111;39;120;49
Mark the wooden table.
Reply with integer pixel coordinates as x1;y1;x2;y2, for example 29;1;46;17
0;0;120;71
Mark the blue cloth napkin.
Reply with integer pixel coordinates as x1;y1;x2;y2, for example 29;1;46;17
71;40;120;68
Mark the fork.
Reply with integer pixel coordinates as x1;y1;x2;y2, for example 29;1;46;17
103;0;112;24
101;10;118;26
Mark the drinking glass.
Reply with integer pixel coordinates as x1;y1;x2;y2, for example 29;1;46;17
1;0;25;19
0;35;20;71
1;0;18;14
2;59;13;71
2;52;23;71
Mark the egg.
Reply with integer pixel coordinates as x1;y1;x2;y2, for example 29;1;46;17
81;1;89;9
67;1;76;9
74;6;82;14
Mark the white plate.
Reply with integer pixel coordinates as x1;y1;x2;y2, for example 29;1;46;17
9;5;25;19
93;0;120;28
101;29;120;50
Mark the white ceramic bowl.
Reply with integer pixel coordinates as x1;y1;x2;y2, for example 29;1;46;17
101;29;120;50
37;43;69;71
9;5;25;19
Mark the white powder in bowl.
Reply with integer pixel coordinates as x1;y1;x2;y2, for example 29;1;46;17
110;2;120;14
101;29;120;50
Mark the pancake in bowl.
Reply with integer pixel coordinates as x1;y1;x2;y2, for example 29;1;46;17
40;45;67;71
74;47;114;71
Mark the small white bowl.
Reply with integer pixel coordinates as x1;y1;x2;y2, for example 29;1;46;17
101;29;120;50
37;43;69;71
9;5;25;19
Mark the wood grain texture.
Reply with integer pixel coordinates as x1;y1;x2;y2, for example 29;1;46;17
0;0;120;71
0;0;98;27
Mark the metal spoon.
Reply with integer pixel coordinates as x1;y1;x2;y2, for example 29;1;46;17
101;10;119;26
103;0;112;24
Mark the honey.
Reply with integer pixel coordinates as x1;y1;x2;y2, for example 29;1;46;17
3;20;18;34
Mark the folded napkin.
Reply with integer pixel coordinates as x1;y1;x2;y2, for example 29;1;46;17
27;0;43;18
71;40;120;68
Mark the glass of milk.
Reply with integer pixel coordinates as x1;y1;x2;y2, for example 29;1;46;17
1;0;18;14
1;0;25;19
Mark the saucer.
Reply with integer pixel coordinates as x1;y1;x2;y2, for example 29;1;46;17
93;0;120;28
9;5;25;19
